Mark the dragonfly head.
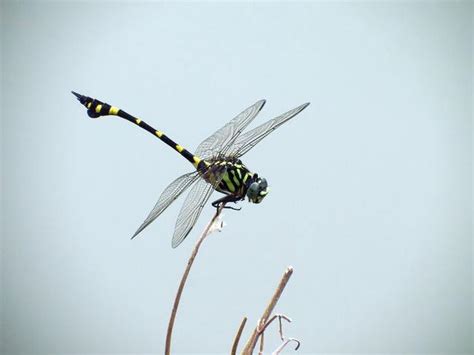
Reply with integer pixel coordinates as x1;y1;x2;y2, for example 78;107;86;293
246;174;269;204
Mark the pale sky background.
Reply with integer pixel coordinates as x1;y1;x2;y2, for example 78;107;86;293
1;1;472;354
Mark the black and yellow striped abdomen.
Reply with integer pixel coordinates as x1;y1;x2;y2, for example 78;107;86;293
72;92;204;169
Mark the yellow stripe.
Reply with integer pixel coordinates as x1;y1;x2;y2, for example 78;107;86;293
236;169;242;179
87;102;92;109
193;156;201;168
95;104;102;113
243;173;250;183
109;106;120;115
155;130;163;137
176;145;184;152
222;173;235;192
232;174;240;186
135;118;141;124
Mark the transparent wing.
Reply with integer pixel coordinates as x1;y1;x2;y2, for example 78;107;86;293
171;177;215;248
194;99;266;159
228;102;310;158
132;171;200;239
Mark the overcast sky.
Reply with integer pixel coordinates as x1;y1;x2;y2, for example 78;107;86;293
2;1;472;354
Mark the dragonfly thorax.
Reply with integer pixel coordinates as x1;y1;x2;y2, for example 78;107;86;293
199;158;268;203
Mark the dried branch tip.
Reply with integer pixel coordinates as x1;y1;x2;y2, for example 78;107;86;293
207;213;226;235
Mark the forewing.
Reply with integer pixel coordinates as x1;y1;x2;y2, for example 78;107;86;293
132;171;200;239
171;178;215;248
194;99;266;159
229;102;310;158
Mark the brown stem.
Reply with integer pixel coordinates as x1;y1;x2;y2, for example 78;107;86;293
231;317;247;355
164;205;224;355
241;266;294;354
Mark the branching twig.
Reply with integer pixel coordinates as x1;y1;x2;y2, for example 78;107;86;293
164;204;224;355
241;266;294;354
257;313;292;340
231;317;247;355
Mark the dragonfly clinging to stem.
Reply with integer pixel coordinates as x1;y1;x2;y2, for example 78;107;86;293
72;92;310;247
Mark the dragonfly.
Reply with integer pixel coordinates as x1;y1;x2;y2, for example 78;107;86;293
72;92;310;247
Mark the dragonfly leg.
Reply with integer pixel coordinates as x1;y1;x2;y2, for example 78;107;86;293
212;195;242;211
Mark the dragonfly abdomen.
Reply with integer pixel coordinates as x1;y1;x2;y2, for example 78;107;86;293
72;92;202;169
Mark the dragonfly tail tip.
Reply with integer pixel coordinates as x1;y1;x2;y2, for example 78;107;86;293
71;91;81;99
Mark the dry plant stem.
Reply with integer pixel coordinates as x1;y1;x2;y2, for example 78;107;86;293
231;317;248;355
241;266;294;354
164;205;224;355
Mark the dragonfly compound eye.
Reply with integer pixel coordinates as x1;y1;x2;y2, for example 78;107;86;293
246;178;269;203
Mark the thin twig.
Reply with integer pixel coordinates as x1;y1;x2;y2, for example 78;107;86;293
259;331;264;354
256;314;292;340
272;338;301;354
241;266;294;354
231;317;247;355
164;205;224;355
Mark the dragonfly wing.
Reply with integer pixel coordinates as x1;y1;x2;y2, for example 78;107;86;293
229;102;310;158
171;177;215;248
132;171;200;239
195;99;266;159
